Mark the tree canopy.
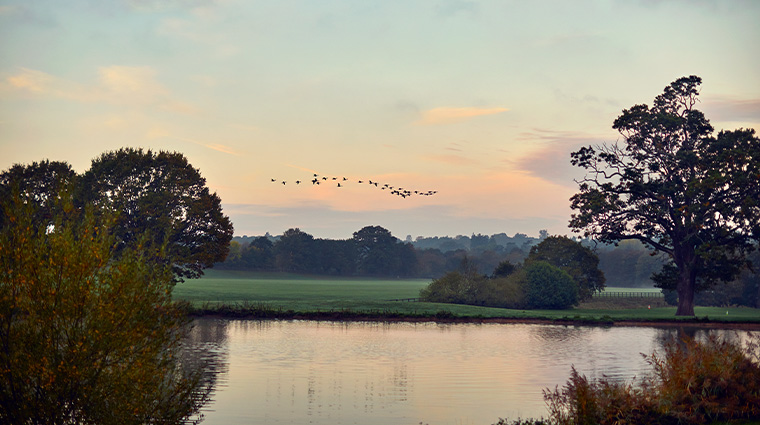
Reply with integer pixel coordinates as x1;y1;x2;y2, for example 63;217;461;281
0;149;234;282
352;225;417;277
77;148;233;281
0;160;77;230
570;76;760;316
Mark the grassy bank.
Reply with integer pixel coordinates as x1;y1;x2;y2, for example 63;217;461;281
174;269;760;325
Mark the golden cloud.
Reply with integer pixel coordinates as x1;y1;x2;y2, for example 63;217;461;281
6;68;52;92
416;107;509;125
3;66;197;114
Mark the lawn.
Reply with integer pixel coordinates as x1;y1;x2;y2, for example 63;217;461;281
174;269;760;323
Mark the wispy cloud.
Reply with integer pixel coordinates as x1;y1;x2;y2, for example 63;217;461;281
2;66;199;114
421;153;479;166
6;68;52;92
415;107;509;125
510;129;605;187
702;95;760;127
147;130;240;155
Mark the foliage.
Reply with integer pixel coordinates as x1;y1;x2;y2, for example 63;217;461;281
523;261;578;310
595;240;666;287
525;236;605;301
570;75;760;316
353;225;417;276
273;228;316;272
222;225;419;277
659;249;760;308
544;333;760;425
419;271;480;305
76;148;234;281
419;259;530;309
0;160;77;230
0;191;209;424
492;259;517;277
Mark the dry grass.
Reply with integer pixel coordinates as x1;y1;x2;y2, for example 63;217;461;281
543;333;760;425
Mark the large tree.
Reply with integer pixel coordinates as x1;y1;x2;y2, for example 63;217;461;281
77;148;234;281
353;225;417;277
569;76;760;316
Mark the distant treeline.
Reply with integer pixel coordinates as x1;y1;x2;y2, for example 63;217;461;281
217;226;664;286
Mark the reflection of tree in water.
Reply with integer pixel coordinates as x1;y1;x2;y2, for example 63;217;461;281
530;324;596;344
181;318;231;414
653;326;748;350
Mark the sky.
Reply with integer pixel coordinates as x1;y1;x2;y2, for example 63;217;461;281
1;0;758;241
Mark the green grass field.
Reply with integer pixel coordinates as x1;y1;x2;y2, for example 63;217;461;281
174;269;760;323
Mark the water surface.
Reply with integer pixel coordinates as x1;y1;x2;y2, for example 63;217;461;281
185;319;742;425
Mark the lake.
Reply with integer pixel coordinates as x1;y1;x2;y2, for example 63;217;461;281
184;319;746;425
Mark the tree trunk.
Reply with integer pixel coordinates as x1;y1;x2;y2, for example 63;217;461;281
675;263;696;316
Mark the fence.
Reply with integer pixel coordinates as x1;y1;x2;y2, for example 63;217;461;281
594;291;663;299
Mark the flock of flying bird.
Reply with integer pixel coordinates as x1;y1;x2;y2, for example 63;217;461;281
271;173;438;199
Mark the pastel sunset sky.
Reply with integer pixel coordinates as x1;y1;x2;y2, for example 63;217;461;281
1;0;758;240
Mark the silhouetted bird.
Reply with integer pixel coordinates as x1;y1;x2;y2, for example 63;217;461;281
282;181;286;185
271;179;276;182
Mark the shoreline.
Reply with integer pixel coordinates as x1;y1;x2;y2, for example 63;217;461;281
188;310;760;330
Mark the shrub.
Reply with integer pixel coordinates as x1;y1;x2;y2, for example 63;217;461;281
0;190;210;424
419;270;526;308
524;261;578;309
419;271;479;304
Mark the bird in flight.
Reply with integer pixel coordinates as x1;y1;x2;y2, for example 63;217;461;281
270;172;437;199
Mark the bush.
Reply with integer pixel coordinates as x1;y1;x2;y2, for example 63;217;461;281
524;261;578;309
419;271;475;304
419;270;526;308
0;191;210;424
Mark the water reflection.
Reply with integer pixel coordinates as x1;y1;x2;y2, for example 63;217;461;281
183;319;752;425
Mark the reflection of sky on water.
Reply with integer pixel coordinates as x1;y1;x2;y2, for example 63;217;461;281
184;319;751;425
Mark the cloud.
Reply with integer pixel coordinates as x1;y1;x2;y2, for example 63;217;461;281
415;107;509;125
701;96;760;127
510;129;605;187
421;153;479;166
6;68;52;92
99;65;167;100
2;66;199;114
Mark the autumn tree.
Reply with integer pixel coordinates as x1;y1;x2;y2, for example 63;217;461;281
0;188;209;424
570;76;760;316
77;148;234;281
